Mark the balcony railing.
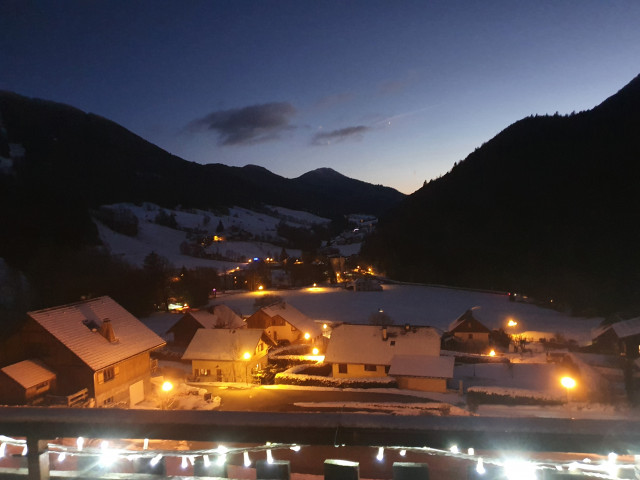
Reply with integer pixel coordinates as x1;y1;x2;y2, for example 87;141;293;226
1;407;639;479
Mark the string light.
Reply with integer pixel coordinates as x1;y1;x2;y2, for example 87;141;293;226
476;457;486;475
243;451;252;467
143;438;149;450
376;447;384;461
449;445;459;454
21;445;28;456
181;456;188;469
77;437;84;451
290;445;301;452
0;443;5;458
203;455;210;467
399;449;406;457
150;454;163;467
58;452;66;463
467;448;474;456
266;449;274;464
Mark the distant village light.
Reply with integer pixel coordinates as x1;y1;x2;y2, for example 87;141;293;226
507;319;518;327
560;376;576;389
258;285;264;290
489;349;496;357
312;347;319;355
304;332;311;340
162;381;173;392
243;352;251;360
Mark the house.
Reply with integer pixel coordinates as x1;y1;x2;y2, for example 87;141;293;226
0;359;56;405
324;324;451;391
442;308;492;353
592;317;640;358
22;296;166;407
167;304;244;345
245;302;322;345
182;328;275;383
388;355;455;393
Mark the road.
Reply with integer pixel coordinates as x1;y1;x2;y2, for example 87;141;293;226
201;384;441;412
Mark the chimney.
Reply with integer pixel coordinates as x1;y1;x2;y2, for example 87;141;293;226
99;318;117;343
382;326;388;341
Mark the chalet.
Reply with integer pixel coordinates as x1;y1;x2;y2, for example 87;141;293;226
324;324;451;391
447;308;491;344
182;328;275;383
167;304;244;345
592;317;640;358
23;296;165;407
245;302;322;345
0;359;56;405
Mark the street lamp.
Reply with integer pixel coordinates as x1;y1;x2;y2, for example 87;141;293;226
560;376;576;403
161;380;173;410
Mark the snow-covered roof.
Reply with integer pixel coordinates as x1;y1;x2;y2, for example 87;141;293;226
261;302;322;337
593;316;640;340
28;296;166;371
182;328;265;361
1;359;56;389
447;307;490;333
324;324;440;365
388;355;454;379
187;305;244;329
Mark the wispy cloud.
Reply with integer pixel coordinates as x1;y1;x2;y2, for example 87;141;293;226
311;125;370;146
187;102;296;146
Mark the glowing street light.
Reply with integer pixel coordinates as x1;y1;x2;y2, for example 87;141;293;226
561;376;576;403
303;332;311;340
507;319;518;327
488;349;496;357
161;381;173;410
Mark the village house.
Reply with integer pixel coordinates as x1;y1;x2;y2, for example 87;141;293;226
0;359;56;406
166;304;244;345
245;301;322;345
20;296;165;407
442;308;492;353
592;317;640;358
182;328;275;383
324;324;453;392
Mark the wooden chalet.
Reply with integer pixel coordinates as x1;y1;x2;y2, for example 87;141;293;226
324;324;452;392
21;296;165;407
182;328;275;383
592;317;640;358
167;304;244;345
245;301;322;345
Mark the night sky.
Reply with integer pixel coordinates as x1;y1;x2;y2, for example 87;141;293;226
2;1;639;194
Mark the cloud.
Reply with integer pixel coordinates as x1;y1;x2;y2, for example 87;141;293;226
311;125;370;146
187;102;296;146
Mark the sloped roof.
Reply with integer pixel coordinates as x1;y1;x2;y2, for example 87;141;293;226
448;307;491;333
261;302;322;337
182;328;265;361
593;316;640;340
28;296;166;371
388;355;454;379
1;359;56;389
185;305;244;329
324;324;440;365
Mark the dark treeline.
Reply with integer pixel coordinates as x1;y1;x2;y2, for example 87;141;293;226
362;74;640;316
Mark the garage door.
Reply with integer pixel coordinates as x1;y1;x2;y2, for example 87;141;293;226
129;380;144;405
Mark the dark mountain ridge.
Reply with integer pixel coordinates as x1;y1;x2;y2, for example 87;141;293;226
362;74;640;315
0;90;404;267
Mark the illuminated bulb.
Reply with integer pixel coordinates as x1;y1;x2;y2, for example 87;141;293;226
312;348;319;355
216;454;226;466
99;444;116;467
101;440;109;450
607;452;619;478
468;448;475;456
58;452;66;463
266;449;274;464
143;438;149;450
568;462;579;471
376;447;384;462
290;445;301;452
181;456;188;469
203;455;210;467
555;465;563;471
216;446;228;455
476;458;486;475
150;454;163;467
22;445;28;456
0;443;5;458
582;458;591;463
77;437;84;451
304;332;311;340
608;452;617;462
449;445;459;454
399;449;406;457
243;451;251;467
503;459;536;480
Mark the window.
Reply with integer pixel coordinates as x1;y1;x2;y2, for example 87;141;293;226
103;367;116;382
468;333;474;339
364;364;377;372
338;364;347;374
390;340;396;346
103;396;114;405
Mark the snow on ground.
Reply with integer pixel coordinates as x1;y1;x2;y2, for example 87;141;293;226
96;203;325;268
186;284;602;345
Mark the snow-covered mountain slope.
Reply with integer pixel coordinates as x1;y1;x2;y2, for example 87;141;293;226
95;202;357;270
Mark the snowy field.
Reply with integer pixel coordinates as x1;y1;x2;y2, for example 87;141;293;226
194;284;602;345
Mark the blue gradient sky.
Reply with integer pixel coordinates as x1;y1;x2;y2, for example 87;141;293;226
2;1;639;194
